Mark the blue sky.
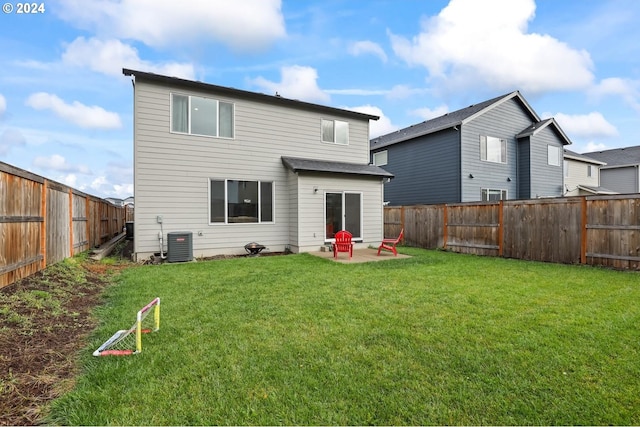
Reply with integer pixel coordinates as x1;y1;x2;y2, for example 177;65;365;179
1;0;639;199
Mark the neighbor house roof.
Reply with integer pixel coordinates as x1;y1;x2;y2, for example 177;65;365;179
123;68;379;122
517;118;572;145
582;145;640;167
564;149;606;165
576;185;618;195
370;91;540;150
281;156;393;178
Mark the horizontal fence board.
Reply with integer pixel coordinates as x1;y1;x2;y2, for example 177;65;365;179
385;194;640;271
0;161;128;288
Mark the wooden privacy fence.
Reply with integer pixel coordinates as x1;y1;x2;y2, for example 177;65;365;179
0;162;127;289
384;194;640;270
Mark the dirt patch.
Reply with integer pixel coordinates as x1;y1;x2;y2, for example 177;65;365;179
0;245;133;426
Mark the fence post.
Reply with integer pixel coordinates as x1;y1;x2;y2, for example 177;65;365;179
581;196;587;264
40;180;47;268
498;200;504;257
85;196;90;251
400;206;405;236
443;204;448;249
69;188;74;257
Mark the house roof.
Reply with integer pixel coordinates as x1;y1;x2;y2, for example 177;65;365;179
582;145;640;167
564;149;606;165
122;68;379;122
517;118;572;145
281;156;393;178
370;91;540;150
577;185;618;195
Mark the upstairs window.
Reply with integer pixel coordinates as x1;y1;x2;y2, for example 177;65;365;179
547;145;561;166
480;136;507;163
172;93;234;138
322;119;349;145
587;165;593;177
373;150;388;166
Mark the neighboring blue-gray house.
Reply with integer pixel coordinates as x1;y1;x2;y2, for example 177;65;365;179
370;91;572;205
582;145;640;194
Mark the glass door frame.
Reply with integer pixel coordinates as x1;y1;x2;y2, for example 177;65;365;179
324;191;363;242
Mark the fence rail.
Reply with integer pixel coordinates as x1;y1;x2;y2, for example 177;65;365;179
0;161;127;289
384;194;640;270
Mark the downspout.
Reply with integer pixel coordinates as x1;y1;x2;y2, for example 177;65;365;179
158;222;167;260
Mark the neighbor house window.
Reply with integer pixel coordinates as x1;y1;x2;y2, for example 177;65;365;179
373;150;388;166
587;165;593;177
210;179;274;224
480;136;507;163
172;93;234;138
321;119;349;145
547;145;561;166
564;160;569;177
481;188;507;201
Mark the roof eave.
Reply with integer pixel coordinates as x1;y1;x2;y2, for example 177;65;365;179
122;68;380;122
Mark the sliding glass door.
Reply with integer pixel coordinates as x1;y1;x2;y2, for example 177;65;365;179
325;192;362;240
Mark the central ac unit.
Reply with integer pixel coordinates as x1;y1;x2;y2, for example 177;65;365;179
167;231;193;263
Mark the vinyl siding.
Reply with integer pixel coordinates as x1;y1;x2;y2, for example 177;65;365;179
371;128;459;205
461;99;531;201
517;137;531;199
293;173;384;253
528;126;564;198
600;167;639;193
132;79;376;259
564;159;600;196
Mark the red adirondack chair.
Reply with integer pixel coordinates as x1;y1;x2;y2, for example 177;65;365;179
333;230;354;260
377;229;404;256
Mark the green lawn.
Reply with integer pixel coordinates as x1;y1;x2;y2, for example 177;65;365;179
48;248;640;425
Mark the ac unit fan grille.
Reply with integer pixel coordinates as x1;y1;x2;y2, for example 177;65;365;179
167;232;193;262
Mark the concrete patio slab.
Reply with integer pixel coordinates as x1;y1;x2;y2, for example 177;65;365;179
309;247;411;263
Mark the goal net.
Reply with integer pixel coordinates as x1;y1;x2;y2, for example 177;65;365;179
93;297;160;356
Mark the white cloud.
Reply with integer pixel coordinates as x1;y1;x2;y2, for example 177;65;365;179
590;77;640;113
348;105;399;138
585;142;609;152
0;94;6;117
33;154;92;174
410;105;449;120
554;112;618;138
389;0;594;93
0;128;26;155
348;40;388;63
62;37;195;79
56;0;285;52
60;173;78;188
250;65;330;104
387;85;431;100
26;92;122;130
89;175;133;198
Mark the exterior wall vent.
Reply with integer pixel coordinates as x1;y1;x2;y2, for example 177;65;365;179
167;232;193;263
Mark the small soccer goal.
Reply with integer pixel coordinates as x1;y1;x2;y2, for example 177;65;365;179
93;297;160;356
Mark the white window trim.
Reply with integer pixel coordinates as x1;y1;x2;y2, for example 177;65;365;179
323;190;363;242
321;119;349;145
170;93;235;139
208;178;275;225
480;135;507;164
547;144;561;166
373;150;388;166
481;188;508;201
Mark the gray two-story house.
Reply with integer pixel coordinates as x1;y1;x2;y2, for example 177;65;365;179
370;91;571;205
123;69;392;261
582;145;640;194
